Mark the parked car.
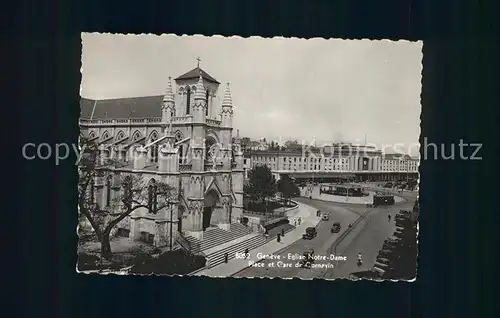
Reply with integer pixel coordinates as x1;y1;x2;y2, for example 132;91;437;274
378;253;400;263
331;222;341;233
379;248;395;255
373;261;392;271
302;227;317;240
400;209;412;216
375;257;392;266
349;270;384;280
377;253;399;261
383;241;403;249
385;237;401;244
372;265;386;276
396;219;411;227
299;249;315;268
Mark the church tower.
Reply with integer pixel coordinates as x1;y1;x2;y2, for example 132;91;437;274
186;74;207;240
174;58;220;118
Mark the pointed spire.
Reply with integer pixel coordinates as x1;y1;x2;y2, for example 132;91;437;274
163;77;174;103
234;129;241;145
164;117;174;137
168;119;173;135
194;72;206;100
222;82;232;107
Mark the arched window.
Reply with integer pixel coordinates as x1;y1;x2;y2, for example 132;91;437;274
205;138;217;162
205;90;210;116
149;131;159;163
186;87;191;115
148;179;157;214
116;131;125;141
89;131;96;139
106;175;112;207
132;131;141;141
102;131;110;140
175;133;183;164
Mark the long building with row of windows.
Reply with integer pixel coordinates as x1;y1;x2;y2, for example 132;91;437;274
244;144;419;182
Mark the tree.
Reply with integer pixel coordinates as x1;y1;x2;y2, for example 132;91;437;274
277;175;300;205
244;165;277;209
240;137;251;150
78;134;176;260
284;140;302;151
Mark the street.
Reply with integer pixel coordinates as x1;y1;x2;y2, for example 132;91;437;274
330;187;417;278
233;198;367;279
233;186;418;279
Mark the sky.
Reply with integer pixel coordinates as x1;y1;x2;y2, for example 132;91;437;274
81;34;423;156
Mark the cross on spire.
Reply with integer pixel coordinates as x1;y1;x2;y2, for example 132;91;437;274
196;56;201;68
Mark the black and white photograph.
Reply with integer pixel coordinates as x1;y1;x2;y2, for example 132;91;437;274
78;33;421;280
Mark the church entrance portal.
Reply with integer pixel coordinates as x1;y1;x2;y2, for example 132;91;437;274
203;190;219;231
202;207;213;231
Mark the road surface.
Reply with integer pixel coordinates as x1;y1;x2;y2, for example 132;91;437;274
324;188;417;279
233;198;366;279
234;187;418;279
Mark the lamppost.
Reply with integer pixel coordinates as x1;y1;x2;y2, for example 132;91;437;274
170;202;174;251
282;191;286;216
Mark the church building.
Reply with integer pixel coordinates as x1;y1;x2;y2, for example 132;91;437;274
79;62;245;248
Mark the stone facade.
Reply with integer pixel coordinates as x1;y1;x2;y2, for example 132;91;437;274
80;65;245;247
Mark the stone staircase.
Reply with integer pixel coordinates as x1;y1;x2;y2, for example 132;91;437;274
186;223;296;269
185;223;252;254
204;225;295;269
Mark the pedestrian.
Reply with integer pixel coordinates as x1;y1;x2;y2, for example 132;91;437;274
281;228;285;237
244;248;249;259
294;219;297;227
388;214;391;222
298;217;301;225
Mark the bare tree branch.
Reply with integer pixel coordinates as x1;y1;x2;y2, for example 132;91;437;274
78;136;176;259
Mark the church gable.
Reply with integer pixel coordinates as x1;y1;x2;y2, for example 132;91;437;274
204;176;224;198
175;67;220;84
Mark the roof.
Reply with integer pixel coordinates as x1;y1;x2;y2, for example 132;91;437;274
80;96;163;120
382;153;413;160
174;67;220;84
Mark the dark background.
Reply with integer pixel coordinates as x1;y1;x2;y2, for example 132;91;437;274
6;0;498;317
